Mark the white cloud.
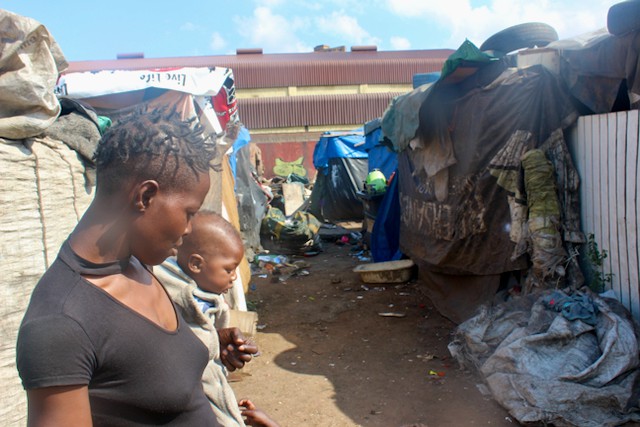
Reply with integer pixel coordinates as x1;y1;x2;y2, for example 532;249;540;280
235;7;310;53
316;11;381;46
390;36;411;50
210;32;226;51
385;0;617;48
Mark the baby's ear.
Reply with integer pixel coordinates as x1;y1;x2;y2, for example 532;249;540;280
188;254;204;274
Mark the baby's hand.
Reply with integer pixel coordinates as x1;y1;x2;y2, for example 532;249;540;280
239;399;280;427
218;328;259;371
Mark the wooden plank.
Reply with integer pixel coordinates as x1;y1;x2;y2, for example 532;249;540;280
626;110;640;319
615;112;630;308
608;113;623;304
282;182;305;216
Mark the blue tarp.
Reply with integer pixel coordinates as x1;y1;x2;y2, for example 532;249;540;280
229;126;251;180
364;120;398;182
371;171;402;262
313;129;367;172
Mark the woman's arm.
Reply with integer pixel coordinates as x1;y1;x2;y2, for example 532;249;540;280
27;385;92;427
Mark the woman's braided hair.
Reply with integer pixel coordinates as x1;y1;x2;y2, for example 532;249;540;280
94;106;217;194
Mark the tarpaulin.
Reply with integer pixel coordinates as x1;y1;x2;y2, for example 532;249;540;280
229;126;251;180
449;289;640;426
371;174;402;263
397;65;579;276
364;119;397;179
313;130;367;171
547;29;640;113
231;127;267;257
309;129;369;221
309;157;368;221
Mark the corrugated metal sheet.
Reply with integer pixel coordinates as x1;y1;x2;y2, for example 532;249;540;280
230;58;445;88
570;111;640;321
66;50;453;89
238;92;404;129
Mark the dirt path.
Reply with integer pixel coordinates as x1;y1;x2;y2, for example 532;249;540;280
231;241;518;427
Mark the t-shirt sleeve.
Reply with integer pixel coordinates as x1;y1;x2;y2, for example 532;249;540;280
17;315;96;389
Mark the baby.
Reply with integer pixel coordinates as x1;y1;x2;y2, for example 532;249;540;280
155;211;279;427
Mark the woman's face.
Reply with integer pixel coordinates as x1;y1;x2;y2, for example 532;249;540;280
131;171;210;266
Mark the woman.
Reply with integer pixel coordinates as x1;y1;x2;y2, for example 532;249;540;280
17;107;254;426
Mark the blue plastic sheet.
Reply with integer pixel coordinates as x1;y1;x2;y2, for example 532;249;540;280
229;126;251;180
371;172;402;262
313;129;367;172
364;124;398;180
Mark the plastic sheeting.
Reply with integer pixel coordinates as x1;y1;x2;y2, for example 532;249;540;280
309;130;369;221
309;157;368;221
370;175;402;263
313;130;367;170
230;127;267;258
363;120;398;180
449;290;640;427
396;66;579;276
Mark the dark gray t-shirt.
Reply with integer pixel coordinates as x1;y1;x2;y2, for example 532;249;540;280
17;241;219;426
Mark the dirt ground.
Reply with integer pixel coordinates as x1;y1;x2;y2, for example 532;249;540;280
231;237;519;427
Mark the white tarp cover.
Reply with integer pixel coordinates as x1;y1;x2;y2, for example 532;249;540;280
448;290;640;427
56;67;231;99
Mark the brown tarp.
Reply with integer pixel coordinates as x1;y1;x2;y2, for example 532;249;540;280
549;30;640;114
398;66;578;274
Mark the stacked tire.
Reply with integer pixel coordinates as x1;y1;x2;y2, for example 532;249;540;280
608;0;640;36
480;22;558;55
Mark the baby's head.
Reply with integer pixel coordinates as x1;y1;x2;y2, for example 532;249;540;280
176;211;244;294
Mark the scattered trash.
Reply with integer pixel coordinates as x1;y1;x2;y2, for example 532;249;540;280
428;370;446;377
257;324;267;330
258;274;268;279
416;353;436;361
255;254;288;265
378;312;406;318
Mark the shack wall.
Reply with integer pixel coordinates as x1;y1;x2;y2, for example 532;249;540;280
568;111;640;320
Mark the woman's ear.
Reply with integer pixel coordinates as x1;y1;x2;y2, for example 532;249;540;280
133;180;160;212
188;254;204;274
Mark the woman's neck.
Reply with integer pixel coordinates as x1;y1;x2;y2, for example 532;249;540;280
68;197;133;264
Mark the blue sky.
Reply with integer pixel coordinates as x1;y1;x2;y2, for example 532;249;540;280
5;0;619;61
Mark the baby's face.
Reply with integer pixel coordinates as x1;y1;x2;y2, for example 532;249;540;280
196;246;243;294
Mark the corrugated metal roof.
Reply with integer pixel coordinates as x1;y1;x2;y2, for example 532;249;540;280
238;92;404;129
66;50;453;89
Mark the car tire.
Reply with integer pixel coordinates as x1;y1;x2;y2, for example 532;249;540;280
608;0;640;36
480;22;559;54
